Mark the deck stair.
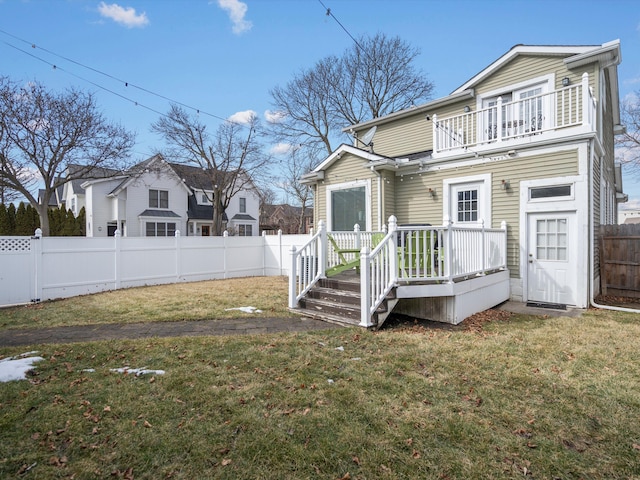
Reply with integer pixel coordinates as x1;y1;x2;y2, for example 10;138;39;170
295;271;398;329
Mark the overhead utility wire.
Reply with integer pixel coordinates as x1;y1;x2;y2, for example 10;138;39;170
0;27;232;125
316;0;377;66
2;41;166;118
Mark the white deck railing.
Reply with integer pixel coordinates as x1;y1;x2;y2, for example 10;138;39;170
433;72;596;154
289;216;508;327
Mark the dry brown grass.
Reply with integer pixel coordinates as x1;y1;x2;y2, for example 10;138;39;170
0;276;295;330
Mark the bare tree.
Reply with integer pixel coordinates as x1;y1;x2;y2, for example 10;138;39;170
618;92;640;173
269;56;341;157
280;148;316;234
0;77;135;235
338;33;435;125
268;33;434;199
152;105;270;236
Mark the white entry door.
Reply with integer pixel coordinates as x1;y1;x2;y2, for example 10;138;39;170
527;212;577;306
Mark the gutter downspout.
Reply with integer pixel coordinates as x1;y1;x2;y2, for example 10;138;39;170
589;138;640;314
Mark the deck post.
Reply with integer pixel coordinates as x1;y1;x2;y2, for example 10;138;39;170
318;220;326;278
444;215;453;282
581;72;592;131
480;218;486;275
354;223;361;250
288;245;298;308
501;220;508;269
432;113;439;153
388;215;398;279
359;246;372;327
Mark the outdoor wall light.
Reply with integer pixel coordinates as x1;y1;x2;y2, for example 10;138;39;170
428;187;437;197
464;105;471;113
501;179;511;190
562;77;571;87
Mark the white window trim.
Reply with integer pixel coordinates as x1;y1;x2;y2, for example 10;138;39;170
443;174;492;226
326;179;371;231
476;73;555;109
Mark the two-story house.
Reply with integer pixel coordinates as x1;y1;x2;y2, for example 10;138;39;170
57;155;259;237
292;40;624;327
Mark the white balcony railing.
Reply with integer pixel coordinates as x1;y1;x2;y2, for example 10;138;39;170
433;72;596;155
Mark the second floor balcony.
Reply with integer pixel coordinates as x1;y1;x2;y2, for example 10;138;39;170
432;72;596;157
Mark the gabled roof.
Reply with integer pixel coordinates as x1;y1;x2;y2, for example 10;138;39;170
452;44;595;94
301;144;391;184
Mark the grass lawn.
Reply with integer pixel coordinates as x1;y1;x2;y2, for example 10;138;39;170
0;276;295;330
1;280;639;479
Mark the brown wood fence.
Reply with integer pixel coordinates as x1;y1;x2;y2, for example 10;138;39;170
600;224;640;298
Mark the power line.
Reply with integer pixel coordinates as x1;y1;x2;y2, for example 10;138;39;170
0;27;236;125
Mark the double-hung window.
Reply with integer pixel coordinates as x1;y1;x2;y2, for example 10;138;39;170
149;189;169;209
239;197;246;213
146;222;176;237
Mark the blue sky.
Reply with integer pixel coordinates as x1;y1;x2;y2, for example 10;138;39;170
2;0;640;208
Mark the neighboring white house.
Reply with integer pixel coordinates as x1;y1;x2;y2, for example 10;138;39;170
55;155;260;237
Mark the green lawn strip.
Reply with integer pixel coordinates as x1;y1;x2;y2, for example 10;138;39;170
1;312;640;479
0;276;295;331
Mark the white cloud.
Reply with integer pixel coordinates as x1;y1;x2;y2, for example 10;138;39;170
269;143;294;155
98;2;149;28
217;0;252;34
265;109;287;124
227;109;257;124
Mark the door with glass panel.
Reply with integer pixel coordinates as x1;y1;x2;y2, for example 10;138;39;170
527;212;577;306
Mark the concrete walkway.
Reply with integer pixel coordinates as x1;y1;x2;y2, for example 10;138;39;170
0;317;340;348
0;301;584;348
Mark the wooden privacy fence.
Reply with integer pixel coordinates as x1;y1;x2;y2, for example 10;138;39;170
600;224;640;298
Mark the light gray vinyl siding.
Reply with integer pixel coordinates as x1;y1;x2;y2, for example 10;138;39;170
392;149;579;276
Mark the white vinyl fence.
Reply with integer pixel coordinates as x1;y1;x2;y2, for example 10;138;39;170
0;231;309;307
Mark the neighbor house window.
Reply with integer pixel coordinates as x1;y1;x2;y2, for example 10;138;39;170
239;197;246;213
238;224;252;236
146;222;176;237
149;189;169;209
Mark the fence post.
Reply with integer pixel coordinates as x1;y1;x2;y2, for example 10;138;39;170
175;230;181;282
360;246;371;327
114;229;121;290
223;230;228;279
278;229;283;276
288;245;298;308
32;228;42;303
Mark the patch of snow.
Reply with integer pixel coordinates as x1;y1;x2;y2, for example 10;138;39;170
350;358;362;361
327;379;334;384
0;354;44;382
335;346;344;352
82;369;96;373
224;306;263;314
110;367;165;376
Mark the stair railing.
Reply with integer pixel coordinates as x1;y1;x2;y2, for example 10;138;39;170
360;216;398;327
288;220;326;308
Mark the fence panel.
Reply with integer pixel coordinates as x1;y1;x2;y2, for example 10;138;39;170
0;237;35;306
0;231;311;307
600;224;640;298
